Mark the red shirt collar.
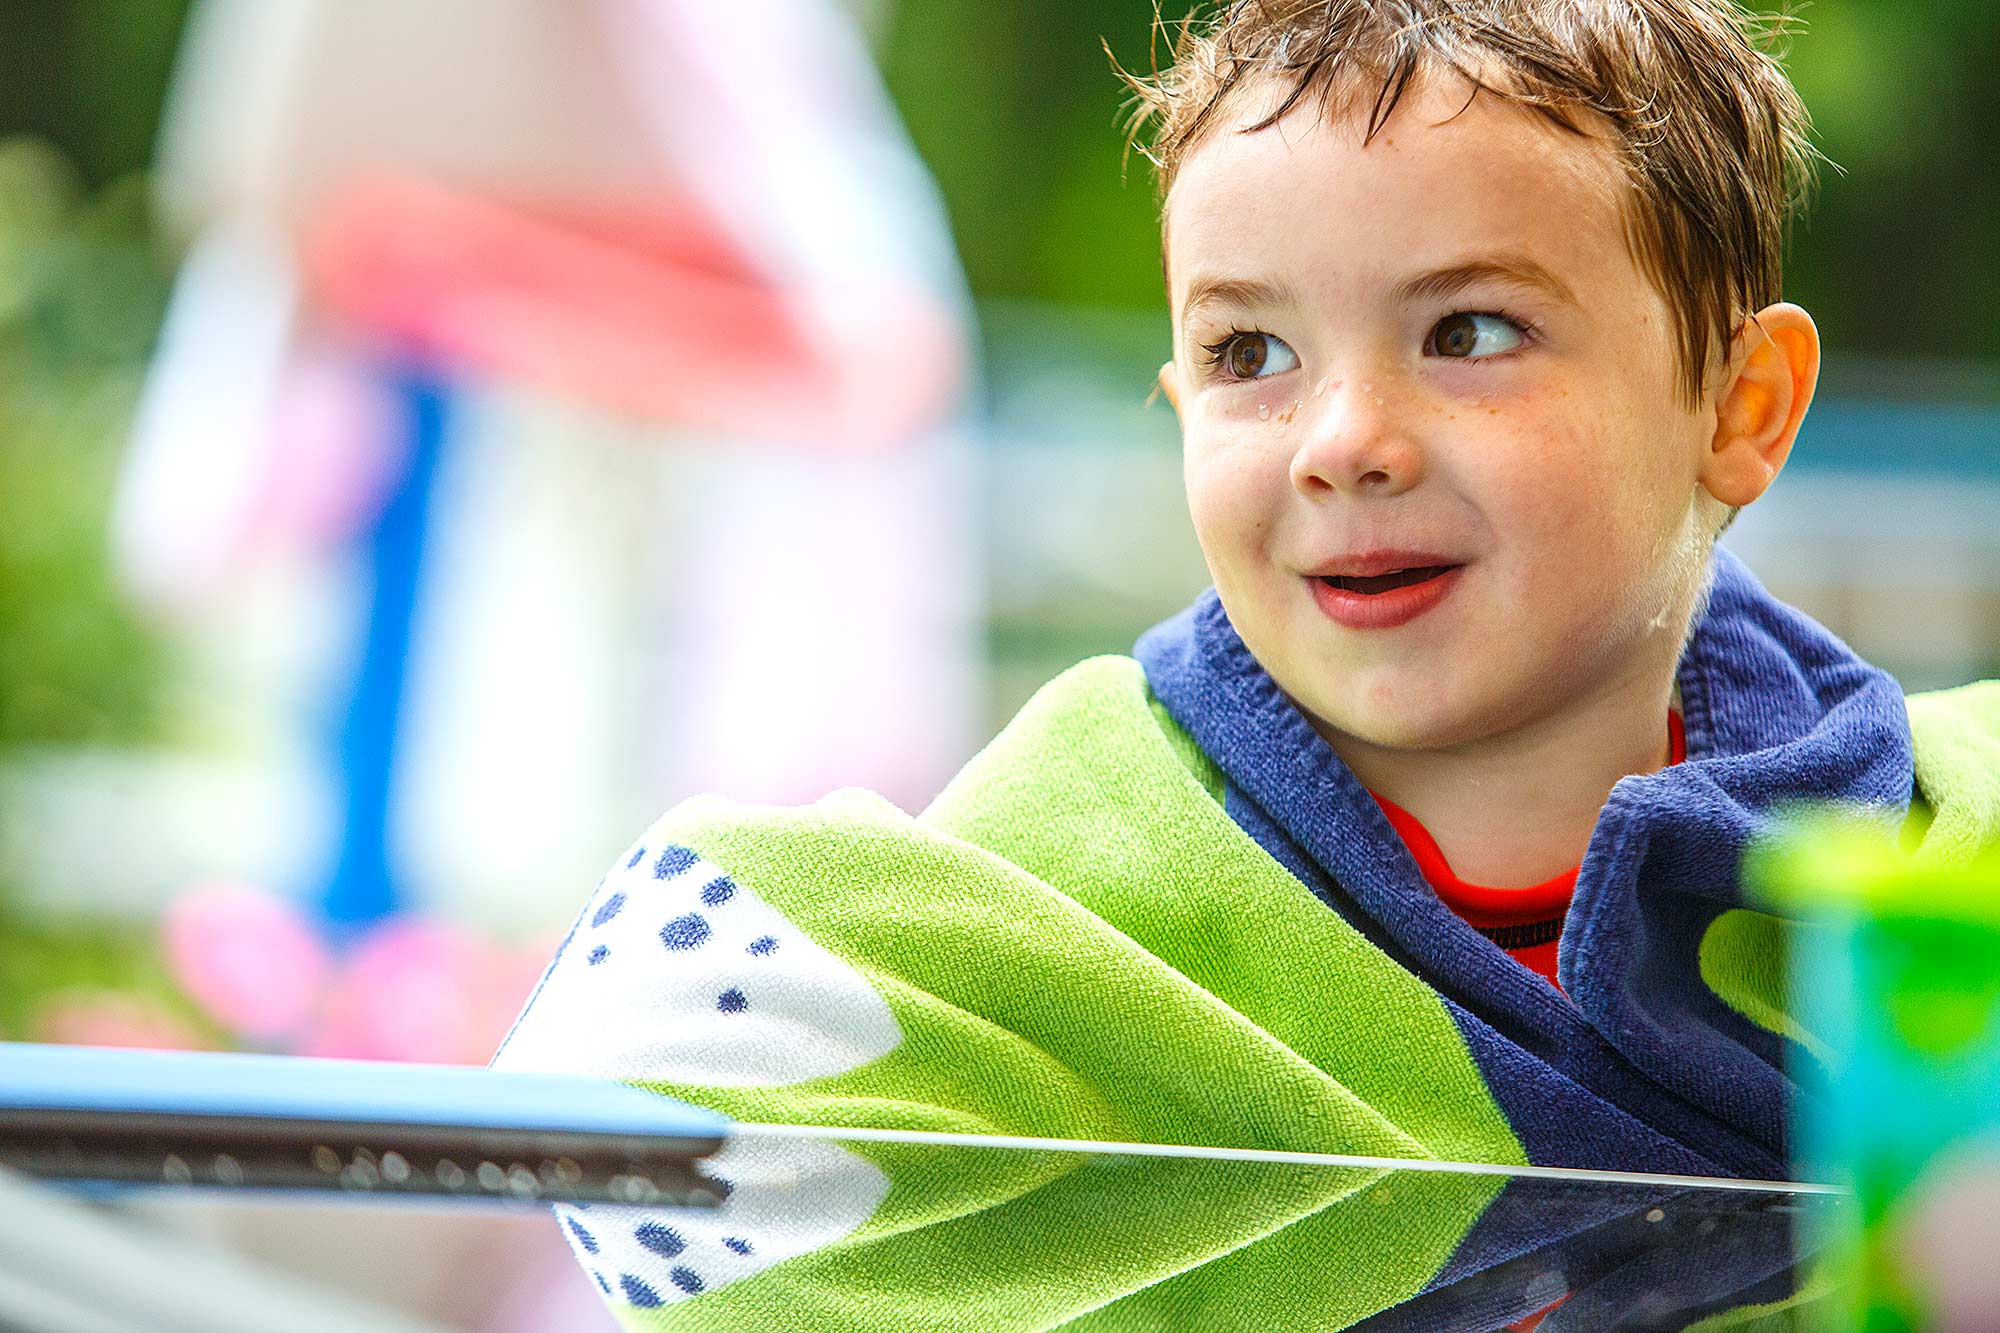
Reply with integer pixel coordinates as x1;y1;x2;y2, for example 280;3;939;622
1369;711;1686;927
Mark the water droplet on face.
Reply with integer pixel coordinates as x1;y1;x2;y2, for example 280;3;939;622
1314;376;1332;397
1373;397;1384;406
1257;403;1271;420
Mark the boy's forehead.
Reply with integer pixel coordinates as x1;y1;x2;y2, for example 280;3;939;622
1162;73;1635;306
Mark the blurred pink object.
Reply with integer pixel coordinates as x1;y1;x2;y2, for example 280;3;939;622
254;340;403;551
303;918;547;1065
158;882;553;1063
476;1216;623;1333
162;883;331;1044
32;990;214;1051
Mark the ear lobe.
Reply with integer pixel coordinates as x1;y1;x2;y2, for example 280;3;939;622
1157;360;1184;417
1701;303;1819;509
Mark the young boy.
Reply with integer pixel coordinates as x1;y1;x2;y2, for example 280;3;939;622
494;1;2000;1327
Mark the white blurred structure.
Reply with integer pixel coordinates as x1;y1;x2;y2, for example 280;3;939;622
112;0;983;938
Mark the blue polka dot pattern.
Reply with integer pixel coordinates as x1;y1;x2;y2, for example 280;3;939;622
587;945;609;966
716;988;748;1014
659;913;711;951
634;1222;686;1258
747;935;779;956
653;845;699;879
566;1217;599;1254
591;891;626;927
700;876;736;906
723;1236;753;1255
670;1267;705;1295
626;846;646;869
594;1271;610;1294
707;1176;734;1201
620;1274;663;1308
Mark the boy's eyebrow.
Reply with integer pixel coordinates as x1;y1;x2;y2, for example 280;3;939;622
1394;256;1579;308
1178;275;1303;329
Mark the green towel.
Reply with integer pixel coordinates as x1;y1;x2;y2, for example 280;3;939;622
493;659;2000;1330
495;657;1520;1329
1908;680;2000;865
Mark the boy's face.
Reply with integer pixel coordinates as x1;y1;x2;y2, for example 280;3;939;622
1161;76;1723;751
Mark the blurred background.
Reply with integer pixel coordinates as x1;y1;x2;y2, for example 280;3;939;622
0;0;1992;1325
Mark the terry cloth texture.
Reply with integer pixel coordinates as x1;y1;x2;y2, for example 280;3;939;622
493;547;1999;1332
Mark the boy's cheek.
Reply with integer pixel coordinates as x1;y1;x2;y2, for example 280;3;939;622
1184;446;1274;532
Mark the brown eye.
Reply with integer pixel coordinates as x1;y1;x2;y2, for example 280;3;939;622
1212;332;1298;380
1227;335;1267;378
1431;314;1478;357
1427;312;1526;359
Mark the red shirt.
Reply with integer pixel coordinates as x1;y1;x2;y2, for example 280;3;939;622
1370;713;1686;990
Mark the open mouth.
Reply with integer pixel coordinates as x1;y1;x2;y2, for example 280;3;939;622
1318;565;1460;595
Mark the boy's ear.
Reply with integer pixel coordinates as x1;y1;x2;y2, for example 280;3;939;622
1700;302;1820;508
1157;360;1184;417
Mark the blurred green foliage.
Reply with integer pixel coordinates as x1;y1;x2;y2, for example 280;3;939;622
0;141;171;749
879;0;2000;367
1771;0;2000;370
0;0;193;189
0;908;209;1043
0;0;1987;367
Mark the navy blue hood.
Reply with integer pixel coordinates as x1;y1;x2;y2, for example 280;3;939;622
1136;546;1912;1177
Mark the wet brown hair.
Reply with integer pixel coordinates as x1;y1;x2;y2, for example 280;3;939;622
1118;0;1820;403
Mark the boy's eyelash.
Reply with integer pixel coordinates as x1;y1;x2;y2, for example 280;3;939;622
1197;327;1258;367
1454;308;1540;342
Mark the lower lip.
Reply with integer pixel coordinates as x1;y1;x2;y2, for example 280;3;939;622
1308;566;1465;630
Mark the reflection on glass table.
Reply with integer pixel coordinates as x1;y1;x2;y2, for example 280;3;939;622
3;1130;1846;1332
0;1040;1867;1330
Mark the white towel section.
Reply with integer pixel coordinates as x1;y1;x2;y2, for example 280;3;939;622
550;1133;890;1309
493;840;903;1089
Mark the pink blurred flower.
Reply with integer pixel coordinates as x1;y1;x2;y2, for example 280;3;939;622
303;918;546;1065
162;883;331;1044
156;881;555;1063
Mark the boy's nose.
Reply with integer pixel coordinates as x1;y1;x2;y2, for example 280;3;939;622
1287;384;1425;499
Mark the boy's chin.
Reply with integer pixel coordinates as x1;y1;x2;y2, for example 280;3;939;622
1297;680;1506;755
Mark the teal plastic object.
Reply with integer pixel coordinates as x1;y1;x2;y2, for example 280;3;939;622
1751;815;2000;1331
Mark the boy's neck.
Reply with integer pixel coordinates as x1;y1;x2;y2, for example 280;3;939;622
1324;660;1681;888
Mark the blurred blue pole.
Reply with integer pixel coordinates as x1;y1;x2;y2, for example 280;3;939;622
319;365;450;931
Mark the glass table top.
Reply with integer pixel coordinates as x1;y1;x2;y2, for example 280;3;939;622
1;1124;1851;1333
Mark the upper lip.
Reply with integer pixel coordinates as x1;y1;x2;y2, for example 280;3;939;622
1304;550;1465;579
